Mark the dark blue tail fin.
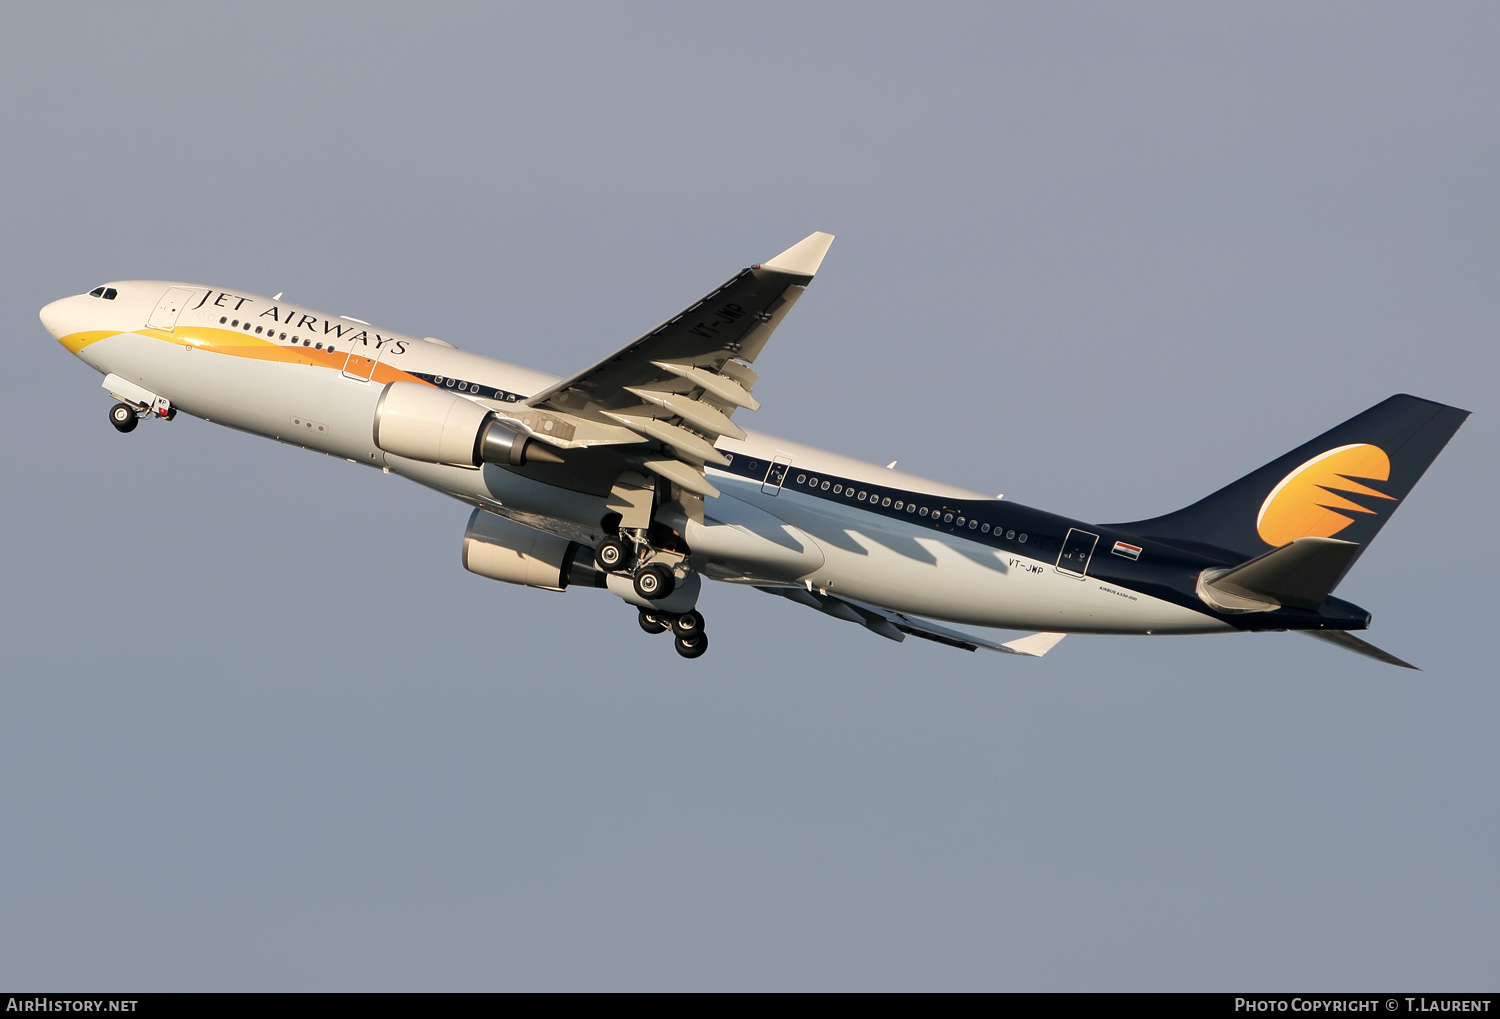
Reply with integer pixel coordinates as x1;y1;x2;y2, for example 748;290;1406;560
1110;394;1469;569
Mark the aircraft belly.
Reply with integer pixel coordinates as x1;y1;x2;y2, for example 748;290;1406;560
681;493;824;583
380;464;827;582
741;485;1228;634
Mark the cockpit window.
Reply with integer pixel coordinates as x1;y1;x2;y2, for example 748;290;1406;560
88;287;105;298
102;288;117;300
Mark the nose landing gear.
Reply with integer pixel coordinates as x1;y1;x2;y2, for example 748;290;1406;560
637;608;710;659
107;396;174;433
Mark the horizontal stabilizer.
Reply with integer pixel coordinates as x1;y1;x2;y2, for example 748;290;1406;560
1196;537;1359;613
1303;630;1419;670
757;586;1064;657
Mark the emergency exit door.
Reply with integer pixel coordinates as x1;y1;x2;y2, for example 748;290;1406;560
761;456;793;495
342;342;385;382
146;287;197;331
1056;528;1099;578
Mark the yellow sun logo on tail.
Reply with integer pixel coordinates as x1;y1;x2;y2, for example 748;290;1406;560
1256;443;1397;547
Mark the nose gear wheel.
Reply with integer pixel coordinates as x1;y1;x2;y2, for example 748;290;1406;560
109;403;139;433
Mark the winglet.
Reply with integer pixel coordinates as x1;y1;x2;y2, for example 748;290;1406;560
1001;632;1067;657
763;231;835;277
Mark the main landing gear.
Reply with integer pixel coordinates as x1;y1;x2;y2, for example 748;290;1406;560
638;609;709;659
594;536;632;572
596;524;706;659
632;562;675;601
595;539;678;600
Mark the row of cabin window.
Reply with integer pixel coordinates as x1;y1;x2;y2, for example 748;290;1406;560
791;473;1028;542
432;376;483;394
219;316;338;352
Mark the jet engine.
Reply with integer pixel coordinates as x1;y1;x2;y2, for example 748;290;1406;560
373;381;562;468
462;509;605;591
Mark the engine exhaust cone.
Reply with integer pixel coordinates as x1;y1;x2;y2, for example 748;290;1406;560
525;442;564;464
477;418;564;466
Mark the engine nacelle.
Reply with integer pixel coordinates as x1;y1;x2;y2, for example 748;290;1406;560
373;381;562;468
462;509;604;591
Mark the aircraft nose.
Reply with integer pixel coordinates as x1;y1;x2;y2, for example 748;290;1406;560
39;297;73;340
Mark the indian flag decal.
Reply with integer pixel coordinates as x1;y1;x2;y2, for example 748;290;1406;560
1111;540;1142;561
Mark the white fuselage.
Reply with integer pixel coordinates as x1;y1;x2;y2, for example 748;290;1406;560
42;281;1229;637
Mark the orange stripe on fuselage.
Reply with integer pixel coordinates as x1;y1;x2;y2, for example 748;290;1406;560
68;325;430;388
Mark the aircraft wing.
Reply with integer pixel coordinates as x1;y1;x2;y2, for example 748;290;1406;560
505;232;835;498
757;585;1066;656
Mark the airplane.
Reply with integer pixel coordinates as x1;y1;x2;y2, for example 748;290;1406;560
40;233;1468;666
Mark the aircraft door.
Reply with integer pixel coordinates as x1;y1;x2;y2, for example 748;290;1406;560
147;287;197;331
1056;528;1099;578
761;455;793;495
341;340;385;382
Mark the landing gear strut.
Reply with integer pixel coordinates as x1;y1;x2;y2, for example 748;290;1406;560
109;403;139;433
600;482;701;656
